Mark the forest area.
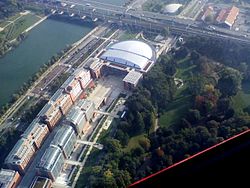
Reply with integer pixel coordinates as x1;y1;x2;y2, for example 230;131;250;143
0;0;23;20
76;37;250;188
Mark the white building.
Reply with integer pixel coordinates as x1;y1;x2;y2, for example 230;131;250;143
100;40;156;73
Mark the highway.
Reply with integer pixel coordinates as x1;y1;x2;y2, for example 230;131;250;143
32;0;250;45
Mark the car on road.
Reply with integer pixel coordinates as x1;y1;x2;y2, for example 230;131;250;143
207;25;216;30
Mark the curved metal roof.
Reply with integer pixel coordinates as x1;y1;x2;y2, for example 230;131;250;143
101;40;155;71
164;4;182;13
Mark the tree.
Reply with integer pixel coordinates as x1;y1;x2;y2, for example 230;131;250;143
164;60;177;76
118;121;132;135
188;76;204;95
131;146;145;157
104;138;122;153
187;109;201;123
194;126;211;146
155;147;164;158
139;138;151;151
144;112;155;133
175;46;189;59
134;112;145;134
217;69;242;97
190;50;200;62
115;130;129;146
217;98;230;113
114;170;131;188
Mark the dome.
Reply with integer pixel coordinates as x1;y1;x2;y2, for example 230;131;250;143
164;3;182;14
100;40;156;71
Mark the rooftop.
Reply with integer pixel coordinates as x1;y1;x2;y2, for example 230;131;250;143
50;89;64;103
0;169;19;187
164;3;182;14
100;40;156;71
38;145;63;171
51;126;76;148
60;75;76;90
30;176;52;188
21;119;48;142
216;6;239;27
123;70;143;85
66;107;86;126
37;102;53;118
5;138;35;165
73;68;90;78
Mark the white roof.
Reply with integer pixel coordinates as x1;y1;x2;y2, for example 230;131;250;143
164;4;182;13
101;40;155;71
123;70;143;85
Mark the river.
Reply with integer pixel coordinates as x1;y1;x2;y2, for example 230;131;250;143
0;19;94;107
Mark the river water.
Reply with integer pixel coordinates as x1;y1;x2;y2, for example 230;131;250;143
0;19;93;107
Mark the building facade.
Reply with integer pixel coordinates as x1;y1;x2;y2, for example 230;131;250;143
5;138;36;174
74;68;92;90
61;76;83;103
21;119;49;150
38;102;63;131
0;169;21;188
51;89;73;116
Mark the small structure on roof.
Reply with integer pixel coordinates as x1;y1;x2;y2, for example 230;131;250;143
123;70;143;90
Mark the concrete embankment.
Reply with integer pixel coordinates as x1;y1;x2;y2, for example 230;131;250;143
24;15;48;33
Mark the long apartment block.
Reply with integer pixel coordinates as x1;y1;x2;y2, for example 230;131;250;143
5;138;36;174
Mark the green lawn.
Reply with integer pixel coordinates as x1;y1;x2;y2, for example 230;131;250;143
123;134;147;153
1;13;41;41
176;57;196;80
159;56;194;128
231;82;250;114
119;32;137;41
7;14;40;40
159;95;192;127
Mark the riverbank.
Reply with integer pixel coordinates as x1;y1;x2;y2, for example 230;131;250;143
0;18;95;124
24;15;48;33
0;11;46;58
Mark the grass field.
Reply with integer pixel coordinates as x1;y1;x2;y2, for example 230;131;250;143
159;57;194;128
0;13;21;27
119;31;138;41
159;95;192;127
0;12;41;41
123;134;147;153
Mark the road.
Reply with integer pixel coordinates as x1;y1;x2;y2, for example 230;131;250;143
0;25;109;132
33;0;250;45
18;25;119;187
